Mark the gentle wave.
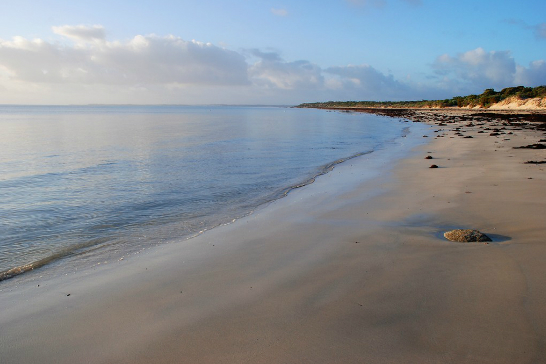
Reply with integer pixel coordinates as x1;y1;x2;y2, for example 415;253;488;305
0;237;111;281
0;148;376;282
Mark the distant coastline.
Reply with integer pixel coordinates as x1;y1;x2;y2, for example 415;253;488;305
296;85;546;111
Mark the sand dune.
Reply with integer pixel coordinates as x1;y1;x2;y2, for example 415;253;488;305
488;96;546;110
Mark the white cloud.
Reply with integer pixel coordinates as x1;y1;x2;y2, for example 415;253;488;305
325;64;404;92
247;52;420;101
270;8;288;17
323;64;415;100
249;51;324;89
433;48;516;90
248;49;283;62
248;51;411;99
0;32;249;86
515;60;546;86
0;26;543;105
52;25;106;43
431;47;546;95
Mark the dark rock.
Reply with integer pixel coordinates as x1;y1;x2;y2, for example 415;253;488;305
429;164;439;168
514;143;546;149
425;155;433;159
444;229;492;243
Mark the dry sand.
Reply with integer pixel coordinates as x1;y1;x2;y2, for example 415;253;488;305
1;110;545;363
488;96;546;110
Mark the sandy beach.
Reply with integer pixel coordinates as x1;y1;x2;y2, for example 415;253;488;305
1;109;546;363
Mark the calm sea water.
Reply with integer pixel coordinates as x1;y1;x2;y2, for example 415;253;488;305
0;105;419;281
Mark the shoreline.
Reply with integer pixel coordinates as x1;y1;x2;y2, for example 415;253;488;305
313;106;546;124
0;119;427;290
1;109;546;363
0;114;410;285
0;147;381;284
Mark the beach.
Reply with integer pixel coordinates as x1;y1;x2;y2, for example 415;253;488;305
1;109;546;363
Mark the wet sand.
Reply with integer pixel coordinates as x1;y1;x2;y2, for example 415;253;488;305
1;109;545;363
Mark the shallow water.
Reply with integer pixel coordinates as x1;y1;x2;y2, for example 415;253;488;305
0;105;418;280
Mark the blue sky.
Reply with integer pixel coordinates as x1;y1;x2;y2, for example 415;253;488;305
0;0;545;104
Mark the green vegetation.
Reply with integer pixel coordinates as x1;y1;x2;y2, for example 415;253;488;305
297;85;546;109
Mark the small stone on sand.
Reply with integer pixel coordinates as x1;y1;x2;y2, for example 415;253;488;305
444;229;492;243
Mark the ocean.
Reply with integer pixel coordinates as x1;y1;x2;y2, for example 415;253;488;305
0;105;427;282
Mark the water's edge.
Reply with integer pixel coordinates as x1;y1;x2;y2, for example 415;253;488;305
0;112;427;285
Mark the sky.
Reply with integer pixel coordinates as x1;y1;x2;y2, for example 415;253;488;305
0;0;545;105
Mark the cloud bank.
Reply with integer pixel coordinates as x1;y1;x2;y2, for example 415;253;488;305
0;31;248;86
433;48;516;89
0;26;544;104
250;50;323;89
432;48;546;94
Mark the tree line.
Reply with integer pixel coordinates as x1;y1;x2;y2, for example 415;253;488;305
297;85;546;109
